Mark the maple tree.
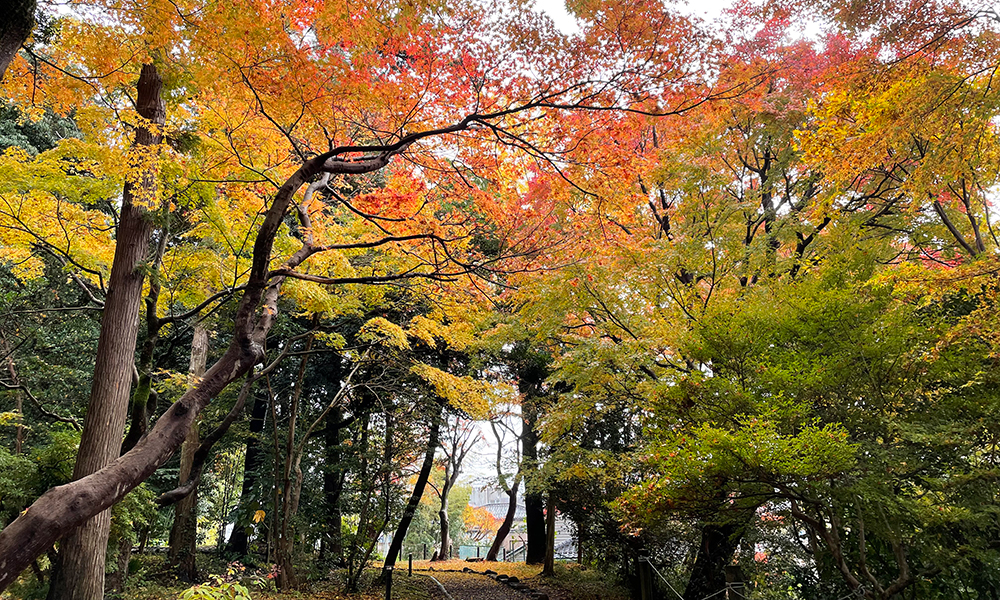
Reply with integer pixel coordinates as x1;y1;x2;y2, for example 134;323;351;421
0;0;711;592
1;0;1000;598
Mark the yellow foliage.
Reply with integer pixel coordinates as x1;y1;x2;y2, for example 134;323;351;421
358;317;410;350
409;363;491;418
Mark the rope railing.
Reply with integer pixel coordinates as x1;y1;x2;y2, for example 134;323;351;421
640;556;865;600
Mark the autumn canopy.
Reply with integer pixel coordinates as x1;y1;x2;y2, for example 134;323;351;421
1;0;1000;599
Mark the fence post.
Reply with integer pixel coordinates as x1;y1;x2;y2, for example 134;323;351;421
408;554;413;577
423;543;427;560
384;566;393;600
503;547;507;562
476;546;480;558
638;556;653;600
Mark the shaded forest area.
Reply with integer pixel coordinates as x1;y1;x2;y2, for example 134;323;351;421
2;0;1000;599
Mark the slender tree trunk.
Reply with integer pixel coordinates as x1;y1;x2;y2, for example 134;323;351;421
46;63;163;600
274;332;315;591
168;325;209;581
543;492;555;576
382;405;443;576
320;405;345;565
105;534;132;594
226;388;268;557
437;494;452;561
486;477;520;561
1;332;24;454
522;398;546;564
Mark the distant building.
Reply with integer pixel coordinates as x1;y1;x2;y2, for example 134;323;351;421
467;485;575;559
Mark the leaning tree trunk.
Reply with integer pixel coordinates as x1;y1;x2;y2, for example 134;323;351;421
46;63;163;600
168;325;209;581
486;476;520;561
382;405;443;577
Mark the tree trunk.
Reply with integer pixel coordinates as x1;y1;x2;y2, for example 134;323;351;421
1;332;25;454
0;0;33;81
486;476;520;561
45;63;163;600
682;518;748;600
319;405;345;566
0;69;447;594
382;405;443;576
437;499;451;561
168;325;209;581
543;492;555;576
226;388;268;557
121;232;169;456
105;534;132;594
522;398;546;565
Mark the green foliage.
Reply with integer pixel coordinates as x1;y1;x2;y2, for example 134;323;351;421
0;102;79;156
176;580;251;600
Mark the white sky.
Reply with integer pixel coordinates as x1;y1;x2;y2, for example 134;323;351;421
532;0;736;34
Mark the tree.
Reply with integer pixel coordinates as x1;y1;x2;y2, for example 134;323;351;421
430;417;478;561
45;62;164;600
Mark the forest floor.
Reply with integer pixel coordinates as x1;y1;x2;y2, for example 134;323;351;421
409;559;629;600
109;556;628;600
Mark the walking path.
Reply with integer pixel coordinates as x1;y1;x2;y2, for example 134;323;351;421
428;571;531;600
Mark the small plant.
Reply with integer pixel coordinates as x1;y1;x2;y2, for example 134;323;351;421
177;562;269;600
177;578;251;600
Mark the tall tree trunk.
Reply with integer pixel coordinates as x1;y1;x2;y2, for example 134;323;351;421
226;388;268;557
121;231;169;455
382;405;443;576
168;325;209;581
46;63;163;600
682;518;749;600
319;405;345;566
274;332;315;591
543;492;555;576
522;398;546;564
486;476;520;561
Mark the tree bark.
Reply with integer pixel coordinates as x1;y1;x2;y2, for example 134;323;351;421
226;388;268;557
319;405;345;565
486;476;520;561
0;0;33;81
46;63;163;600
382;405;443;576
682;518;749;600
1;332;25;454
542;492;555;576
436;492;452;561
522;398;546;564
167;325;209;581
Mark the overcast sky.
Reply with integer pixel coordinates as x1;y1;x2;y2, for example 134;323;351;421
532;0;736;34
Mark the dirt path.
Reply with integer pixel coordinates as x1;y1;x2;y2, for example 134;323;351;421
426;571;534;600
